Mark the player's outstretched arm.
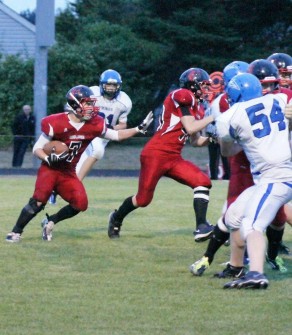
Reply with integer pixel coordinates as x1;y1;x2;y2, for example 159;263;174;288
104;111;154;141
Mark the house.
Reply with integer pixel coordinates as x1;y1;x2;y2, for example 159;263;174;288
0;2;35;59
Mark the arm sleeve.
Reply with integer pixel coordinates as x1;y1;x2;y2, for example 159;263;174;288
103;128;119;141
32;133;52;153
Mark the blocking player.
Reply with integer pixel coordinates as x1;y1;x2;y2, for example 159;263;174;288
107;68;217;242
216;73;292;289
190;59;292;277
6;85;153;242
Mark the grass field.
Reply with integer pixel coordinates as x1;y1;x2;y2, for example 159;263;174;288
0;176;291;335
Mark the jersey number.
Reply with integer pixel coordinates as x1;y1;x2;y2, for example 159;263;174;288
99;112;114;127
66;141;82;162
246;98;286;138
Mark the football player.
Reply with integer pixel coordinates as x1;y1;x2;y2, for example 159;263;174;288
48;69;132;204
267;52;292;89
206;71;230;180
190;61;253;278
6;85;153;242
248;59;292;259
107;68;217;241
216;73;292;289
76;69;132;180
190;60;292;277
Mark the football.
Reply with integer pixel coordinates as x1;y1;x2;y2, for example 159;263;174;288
43;141;69;155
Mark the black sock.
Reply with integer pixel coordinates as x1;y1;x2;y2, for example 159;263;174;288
12;207;37;234
204;225;230;264
266;226;284;260
48;205;80;224
12;198;44;234
193;196;209;228
115;196;136;222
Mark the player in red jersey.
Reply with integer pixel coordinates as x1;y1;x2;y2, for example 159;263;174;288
206;71;230;180
107;68;217;241
190;60;292;277
6;85;153;242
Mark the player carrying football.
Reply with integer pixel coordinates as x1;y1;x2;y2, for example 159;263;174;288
6;85;153;242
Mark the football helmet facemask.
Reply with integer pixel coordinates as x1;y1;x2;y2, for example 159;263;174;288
226;73;262;106
247;59;280;95
179;68;211;100
99;69;122;99
66;85;97;121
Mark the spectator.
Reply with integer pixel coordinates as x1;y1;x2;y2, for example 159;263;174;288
11;104;35;167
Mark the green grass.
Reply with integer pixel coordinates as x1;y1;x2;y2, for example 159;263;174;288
0;177;291;335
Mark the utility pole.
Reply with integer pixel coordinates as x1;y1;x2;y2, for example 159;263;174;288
33;0;55;167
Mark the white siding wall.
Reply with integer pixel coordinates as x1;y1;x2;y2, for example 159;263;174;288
0;4;36;59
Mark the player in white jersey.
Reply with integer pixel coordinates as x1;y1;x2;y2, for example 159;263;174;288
214;73;292;289
76;69;132;180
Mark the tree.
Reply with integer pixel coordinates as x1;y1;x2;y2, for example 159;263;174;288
1;0;291;143
0;55;34;145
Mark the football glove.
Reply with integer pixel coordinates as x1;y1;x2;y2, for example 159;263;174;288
136;111;153;134
44;151;69;166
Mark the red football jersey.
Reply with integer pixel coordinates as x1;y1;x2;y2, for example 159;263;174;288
218;92;229;113
279;87;292;103
41;112;106;171
144;88;200;154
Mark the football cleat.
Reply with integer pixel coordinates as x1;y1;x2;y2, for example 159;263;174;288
223;271;269;289
193;222;214;242
214;263;246;279
266;255;287;273
108;210;122;239
41;217;54;241
6;232;21;243
189;256;210;276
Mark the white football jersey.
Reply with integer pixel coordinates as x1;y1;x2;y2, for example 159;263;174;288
76;86;132;171
90;86;132;128
216;93;292;183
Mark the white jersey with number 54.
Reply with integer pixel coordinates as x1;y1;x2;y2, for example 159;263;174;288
216;93;292;183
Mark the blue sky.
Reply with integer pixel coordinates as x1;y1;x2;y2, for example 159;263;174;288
2;0;73;13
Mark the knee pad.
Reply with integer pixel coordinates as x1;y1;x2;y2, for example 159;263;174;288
91;139;106;160
24;197;44;215
217;216;229;233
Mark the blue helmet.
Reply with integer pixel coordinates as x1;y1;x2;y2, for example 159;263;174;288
99;69;122;98
226;73;262;106
223;61;249;88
